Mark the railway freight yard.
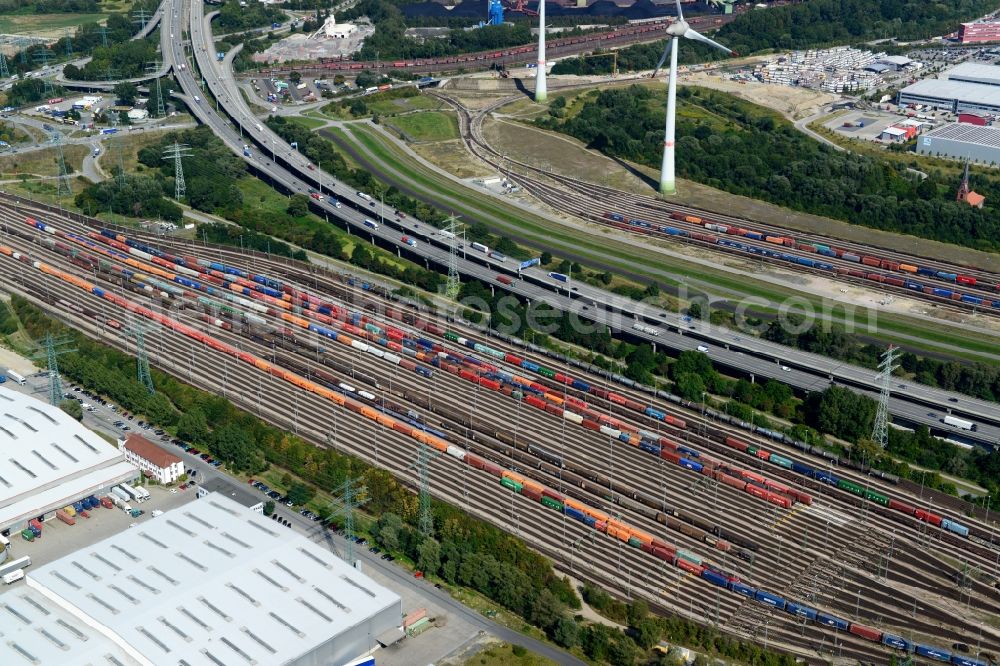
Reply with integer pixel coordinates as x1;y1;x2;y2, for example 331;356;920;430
0;195;997;666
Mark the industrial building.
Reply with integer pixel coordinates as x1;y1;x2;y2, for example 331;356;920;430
0;492;402;665
0;387;137;538
945;62;1000;87
959;20;1000;43
917;122;1000;166
196;477;264;512
897;78;1000;114
120;433;184;484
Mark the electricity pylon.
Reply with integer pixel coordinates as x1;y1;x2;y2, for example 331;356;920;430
64;35;73;58
132;9;152;32
126;320;156;394
443;215;463;299
33;48;54;68
871;345;900;449
162;142;192;200
407;442;442;538
53;133;73;198
327;477;369;566
98;26;109;47
0;52;8;79
30;333;76;406
147;62;166;117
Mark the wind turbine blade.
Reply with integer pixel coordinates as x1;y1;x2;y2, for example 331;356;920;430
683;27;734;55
674;0;684;21
651;39;672;79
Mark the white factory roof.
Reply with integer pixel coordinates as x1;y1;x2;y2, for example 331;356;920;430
881;126;908;137
879;55;912;66
946;62;1000;86
24;492;401;665
900;78;1000;108
0;387;132;527
923;122;1000;148
0;587;139;665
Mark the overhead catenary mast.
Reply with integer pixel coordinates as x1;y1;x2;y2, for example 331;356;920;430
535;0;547;102
650;0;734;195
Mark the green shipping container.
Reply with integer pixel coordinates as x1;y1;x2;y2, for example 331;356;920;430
21;529;34;542
538;367;556;379
540;497;563;511
677;550;702;565
770;454;794;469
747;445;758;456
838;479;864;496
627;536;643;548
444;331;460;342
865;489;890;506
500;478;523;493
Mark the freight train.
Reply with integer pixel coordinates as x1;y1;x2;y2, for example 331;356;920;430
259;20;677;75
603;212;1000;310
4;228;991;665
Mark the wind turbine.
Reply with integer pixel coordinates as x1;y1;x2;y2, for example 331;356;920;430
652;0;734;195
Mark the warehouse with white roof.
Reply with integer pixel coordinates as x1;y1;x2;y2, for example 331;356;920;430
4;492;402;666
0;387;138;539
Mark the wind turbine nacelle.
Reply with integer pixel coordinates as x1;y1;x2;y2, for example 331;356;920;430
666;19;689;37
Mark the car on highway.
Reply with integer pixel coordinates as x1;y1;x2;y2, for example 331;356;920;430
696;345;709;352
310;192;323;200
781;365;792;372
307;164;315;170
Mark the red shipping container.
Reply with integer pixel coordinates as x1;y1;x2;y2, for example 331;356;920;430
889;498;915;515
724;436;749;452
677;559;704;574
861;256;881;267
849;624;882;642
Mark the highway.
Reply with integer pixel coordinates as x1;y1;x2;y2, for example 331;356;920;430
165;0;1000;446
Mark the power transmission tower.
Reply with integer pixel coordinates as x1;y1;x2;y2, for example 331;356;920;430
64;34;73;58
162;142;192;200
147;62;166;117
30;333;76;406
126;320;155;394
0;52;9;79
443;214;463;299
53;133;73;198
98;26;109;48
132;9;151;31
407;442;443;538
112;137;127;188
33;48;54;68
327;477;369;566
871;345;900;449
16;37;29;64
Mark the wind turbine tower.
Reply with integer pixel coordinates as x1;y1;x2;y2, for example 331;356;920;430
651;0;733;195
535;0;546;102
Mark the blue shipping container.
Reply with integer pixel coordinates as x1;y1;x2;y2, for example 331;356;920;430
882;634;911;651
815;613;849;631
701;570;728;587
784;601;818;620
916;646;951;662
754;591;785;609
730;582;756;598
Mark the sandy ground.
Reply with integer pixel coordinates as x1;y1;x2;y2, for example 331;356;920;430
681;71;840;121
0;340;38;377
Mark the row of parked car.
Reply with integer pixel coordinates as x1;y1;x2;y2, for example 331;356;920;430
248;479;306;511
170;438;223;468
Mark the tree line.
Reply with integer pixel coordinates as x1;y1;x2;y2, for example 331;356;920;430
537;85;999;253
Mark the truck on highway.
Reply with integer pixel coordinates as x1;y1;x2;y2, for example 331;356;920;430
548;272;569;283
243;144;252;157
216;51;226;61
942;415;977;432
363;219;379;230
6;369;25;385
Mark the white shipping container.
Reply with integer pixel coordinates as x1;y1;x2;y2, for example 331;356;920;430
3;569;24;584
446;445;465;459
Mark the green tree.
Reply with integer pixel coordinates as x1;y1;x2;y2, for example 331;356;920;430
60;399;83;421
288;70;302;84
529;589;564;632
287;481;314;506
287;193;310;217
540;251;553;265
553;616;580;648
176;407;209;442
263;500;275;516
113;81;139;105
375;512;403;552
417;537;441;576
349;99;368;116
674;372;706;401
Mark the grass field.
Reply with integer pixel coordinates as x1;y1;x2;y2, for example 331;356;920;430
286;115;329;131
387;111;459;143
0;13;108;35
0;144;88;178
321;91;443;120
331;123;1000;363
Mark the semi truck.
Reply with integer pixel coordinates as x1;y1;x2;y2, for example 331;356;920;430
0;556;30;579
6;369;25;385
120;484;144;503
942;415;977;432
2;569;24;584
111;486;130;502
134;486;150;501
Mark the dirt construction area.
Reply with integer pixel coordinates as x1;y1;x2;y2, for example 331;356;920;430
681;71;840;120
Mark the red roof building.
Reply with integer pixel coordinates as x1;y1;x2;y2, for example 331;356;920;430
122;434;184;484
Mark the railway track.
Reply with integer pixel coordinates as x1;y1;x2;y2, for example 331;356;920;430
429;92;1000;316
1;201;998;664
